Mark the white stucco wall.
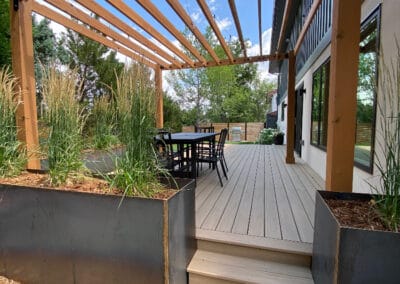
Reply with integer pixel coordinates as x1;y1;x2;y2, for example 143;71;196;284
278;0;399;193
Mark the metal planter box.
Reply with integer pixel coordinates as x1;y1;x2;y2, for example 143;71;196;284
312;190;400;284
0;178;196;284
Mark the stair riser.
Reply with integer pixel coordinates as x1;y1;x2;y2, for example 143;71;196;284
197;239;311;267
189;273;242;284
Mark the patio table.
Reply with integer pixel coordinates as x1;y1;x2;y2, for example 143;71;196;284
159;132;218;181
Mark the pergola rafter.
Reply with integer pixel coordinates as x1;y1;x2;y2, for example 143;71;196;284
258;0;263;55
196;0;234;63
74;0;183;68
228;0;247;58
166;0;220;64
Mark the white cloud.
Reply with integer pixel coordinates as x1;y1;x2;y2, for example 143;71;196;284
216;18;232;31
190;12;201;23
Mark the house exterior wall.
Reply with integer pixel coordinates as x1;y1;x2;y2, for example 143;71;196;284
274;0;400;193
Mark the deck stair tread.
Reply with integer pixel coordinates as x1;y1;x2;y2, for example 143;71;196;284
188;249;314;284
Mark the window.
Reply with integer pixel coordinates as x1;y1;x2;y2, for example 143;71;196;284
311;60;330;148
309;7;380;172
354;7;380;172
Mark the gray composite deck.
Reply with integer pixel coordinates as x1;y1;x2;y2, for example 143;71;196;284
195;144;325;244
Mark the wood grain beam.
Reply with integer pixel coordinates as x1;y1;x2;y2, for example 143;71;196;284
277;0;292;53
166;0;220;64
258;0;262;55
155;67;163;128
285;50;295;164
294;0;322;55
325;0;361;192
107;0;194;67
74;0;182;68
32;2;157;69
228;0;247;58
46;0;171;68
167;54;286;70
136;0;207;64
10;0;40;170
197;0;234;63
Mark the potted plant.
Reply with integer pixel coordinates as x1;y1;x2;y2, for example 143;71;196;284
274;131;284;145
0;64;196;283
312;50;400;283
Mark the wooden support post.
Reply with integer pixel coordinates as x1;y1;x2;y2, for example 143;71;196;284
10;0;41;170
325;0;361;192
155;66;163;129
286;50;295;164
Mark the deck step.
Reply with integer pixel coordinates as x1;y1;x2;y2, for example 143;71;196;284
188;250;314;284
188;229;314;283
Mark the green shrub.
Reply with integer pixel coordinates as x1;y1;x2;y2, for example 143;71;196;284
257;128;276;145
0;67;26;176
41;66;87;185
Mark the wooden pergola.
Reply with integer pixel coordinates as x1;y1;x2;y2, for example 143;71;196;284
10;0;362;193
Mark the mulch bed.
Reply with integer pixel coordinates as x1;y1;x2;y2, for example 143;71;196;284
0;172;177;200
325;198;390;231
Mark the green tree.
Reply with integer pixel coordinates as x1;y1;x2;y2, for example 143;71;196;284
59;28;123;104
0;0;11;67
32;17;57;86
163;93;183;132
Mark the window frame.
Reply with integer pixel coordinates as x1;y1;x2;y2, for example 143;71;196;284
310;58;330;150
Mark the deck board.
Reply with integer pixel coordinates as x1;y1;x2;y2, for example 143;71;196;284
196;144;325;244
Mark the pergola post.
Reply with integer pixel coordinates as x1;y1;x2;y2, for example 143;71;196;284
10;0;41;170
325;0;361;192
155;66;163;129
285;50;295;164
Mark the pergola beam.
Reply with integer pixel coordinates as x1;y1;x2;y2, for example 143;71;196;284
294;0;322;55
197;0;234;63
168;54;286;70
136;0;207;64
285;50;295;164
32;2;157;69
258;0;263;55
325;0;362;192
10;0;40;170
46;0;171;68
155;67;163;129
277;0;292;53
107;0;195;67
166;0;220;64
75;0;182;68
228;0;247;58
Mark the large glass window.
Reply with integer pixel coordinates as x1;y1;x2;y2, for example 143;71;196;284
309;7;380;172
311;60;330;148
355;8;380;171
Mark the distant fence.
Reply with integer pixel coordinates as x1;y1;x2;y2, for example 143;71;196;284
182;122;265;142
356;123;372;145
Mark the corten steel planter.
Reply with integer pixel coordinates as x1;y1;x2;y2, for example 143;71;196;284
0;178;196;284
312;190;400;284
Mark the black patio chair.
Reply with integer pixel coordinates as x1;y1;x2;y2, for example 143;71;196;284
197;128;228;187
195;125;215;169
154;130;182;172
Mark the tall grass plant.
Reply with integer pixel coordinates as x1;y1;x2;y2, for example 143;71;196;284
41;66;87;184
372;44;400;231
110;64;167;198
0;67;26;176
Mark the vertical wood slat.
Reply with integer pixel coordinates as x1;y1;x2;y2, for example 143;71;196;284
325;0;362;192
286;51;296;164
10;0;40;170
155;67;163;129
